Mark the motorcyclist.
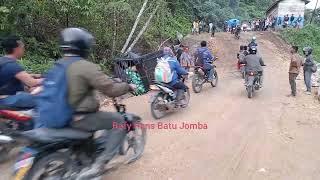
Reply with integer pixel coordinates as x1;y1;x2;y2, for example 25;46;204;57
162;47;188;106
243;46;265;87
46;28;135;179
195;41;216;82
248;36;258;49
0;36;42;109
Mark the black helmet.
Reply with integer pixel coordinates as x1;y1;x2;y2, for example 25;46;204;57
303;46;312;56
249;46;257;54
60;28;95;58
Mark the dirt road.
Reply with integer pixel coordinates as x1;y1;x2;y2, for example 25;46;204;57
2;32;320;180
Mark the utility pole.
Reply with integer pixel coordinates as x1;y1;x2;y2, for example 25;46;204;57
310;0;319;24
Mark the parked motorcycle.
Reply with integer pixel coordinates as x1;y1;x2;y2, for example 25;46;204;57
245;71;262;98
149;77;190;119
0;108;33;162
12;98;146;180
192;65;218;93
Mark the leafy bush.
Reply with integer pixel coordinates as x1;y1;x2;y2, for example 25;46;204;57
1;0;274;74
19;54;54;74
281;25;320;62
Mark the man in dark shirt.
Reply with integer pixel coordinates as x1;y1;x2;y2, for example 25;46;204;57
0;36;42;109
290;14;295;26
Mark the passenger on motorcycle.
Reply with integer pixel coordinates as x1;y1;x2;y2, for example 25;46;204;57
243;46;265;87
162;47;189;106
237;45;248;69
0;36;42;109
35;28;135;179
248;36;258;49
195;41;216;82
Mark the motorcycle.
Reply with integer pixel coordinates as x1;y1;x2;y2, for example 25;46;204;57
245;71;262;98
12;98;146;180
192;65;218;93
149;77;190;119
0;108;33;163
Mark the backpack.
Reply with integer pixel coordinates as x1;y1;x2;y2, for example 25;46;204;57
154;57;174;83
34;57;81;128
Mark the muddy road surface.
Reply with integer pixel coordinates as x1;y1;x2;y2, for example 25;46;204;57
2;32;320;180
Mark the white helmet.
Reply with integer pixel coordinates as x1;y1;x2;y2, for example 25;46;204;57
252;36;256;41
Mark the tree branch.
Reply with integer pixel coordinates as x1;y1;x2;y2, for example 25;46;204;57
125;4;160;53
120;0;148;53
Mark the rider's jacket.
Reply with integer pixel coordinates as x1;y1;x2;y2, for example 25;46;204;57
243;54;265;73
67;59;130;113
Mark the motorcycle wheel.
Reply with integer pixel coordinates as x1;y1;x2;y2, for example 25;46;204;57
192;74;203;93
247;86;253;99
25;152;71;180
125;124;147;164
150;94;167;119
210;71;219;87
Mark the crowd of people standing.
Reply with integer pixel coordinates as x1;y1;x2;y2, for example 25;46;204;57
249;14;303;31
192;20;216;37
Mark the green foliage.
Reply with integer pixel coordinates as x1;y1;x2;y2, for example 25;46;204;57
19;54;55;74
0;0;273;73
281;25;320;62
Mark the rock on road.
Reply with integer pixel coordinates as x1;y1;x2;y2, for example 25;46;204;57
2;32;320;180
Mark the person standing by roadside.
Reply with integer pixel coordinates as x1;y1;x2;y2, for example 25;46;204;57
297;15;303;29
290;14;295;27
192;20;199;35
199;20;204;34
255;20;260;31
211;24;216;37
180;47;193;73
284;14;289;28
272;16;276;30
209;22;213;33
288;46;303;97
303;47;316;95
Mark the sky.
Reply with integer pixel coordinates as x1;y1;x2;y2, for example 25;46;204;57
306;0;320;9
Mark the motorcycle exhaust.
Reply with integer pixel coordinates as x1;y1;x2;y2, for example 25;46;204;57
0;134;13;143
